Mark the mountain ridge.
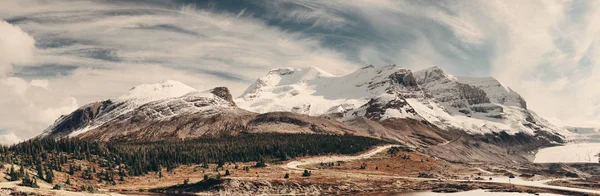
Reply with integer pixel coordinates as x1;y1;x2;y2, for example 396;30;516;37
38;65;587;164
40;65;573;146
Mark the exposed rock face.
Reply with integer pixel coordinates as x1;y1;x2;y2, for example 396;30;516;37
210;87;235;105
391;69;419;89
456;83;490;106
346;95;417;121
44;100;114;137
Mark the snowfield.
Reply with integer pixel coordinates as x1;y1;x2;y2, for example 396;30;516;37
534;143;600;163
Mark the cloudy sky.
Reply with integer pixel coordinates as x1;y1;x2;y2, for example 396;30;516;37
0;0;599;144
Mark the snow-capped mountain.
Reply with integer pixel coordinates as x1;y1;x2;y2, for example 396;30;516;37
236;65;572;138
236;65;422;120
72;87;251;141
40;80;197;138
41;80;255;141
410;66;568;136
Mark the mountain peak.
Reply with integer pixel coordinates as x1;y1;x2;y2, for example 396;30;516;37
240;66;334;98
117;80;196;103
413;66;455;84
266;66;334;78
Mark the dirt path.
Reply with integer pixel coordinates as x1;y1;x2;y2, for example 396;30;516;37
283;144;400;171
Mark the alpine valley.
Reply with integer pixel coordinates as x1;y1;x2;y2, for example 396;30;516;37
4;65;600;195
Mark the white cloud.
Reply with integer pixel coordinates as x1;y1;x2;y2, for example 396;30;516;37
30;79;49;89
0;132;21;145
479;0;600;127
0;20;35;75
0;19;79;144
0;76;79;144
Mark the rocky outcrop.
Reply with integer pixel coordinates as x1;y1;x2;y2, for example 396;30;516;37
456;83;490;105
347;96;418;121
210;87;235;106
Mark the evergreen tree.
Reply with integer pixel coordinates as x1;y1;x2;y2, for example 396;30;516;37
284;173;289;179
21;172;39;188
225;170;230;176
9;165;18;181
45;169;54;183
36;163;43;180
68;164;74;176
18;163;24;177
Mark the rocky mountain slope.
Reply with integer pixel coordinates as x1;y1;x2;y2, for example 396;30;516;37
39;80;196;138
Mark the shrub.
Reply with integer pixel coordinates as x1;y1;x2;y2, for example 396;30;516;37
302;170;311;177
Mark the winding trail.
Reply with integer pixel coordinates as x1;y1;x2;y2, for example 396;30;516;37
283;144;400;171
282;145;600;195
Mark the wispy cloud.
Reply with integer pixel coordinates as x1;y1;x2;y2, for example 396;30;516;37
0;0;599;144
